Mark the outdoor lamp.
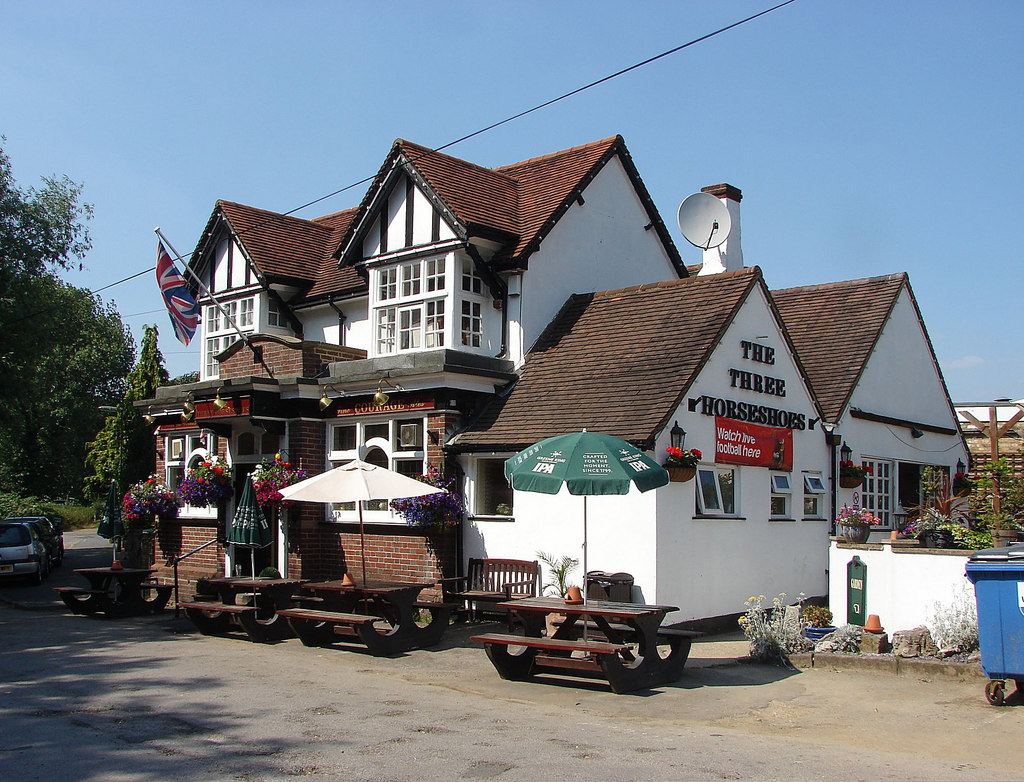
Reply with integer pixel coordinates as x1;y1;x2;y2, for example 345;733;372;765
142;406;156;425
181;393;195;422
839;441;852;463
212;388;229;411
374;378;402;407
670;421;686;450
957;459;966;475
319;386;332;411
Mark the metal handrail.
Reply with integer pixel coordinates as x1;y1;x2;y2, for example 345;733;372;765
171;537;219;618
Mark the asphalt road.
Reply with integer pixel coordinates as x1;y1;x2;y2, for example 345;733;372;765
0;532;1021;781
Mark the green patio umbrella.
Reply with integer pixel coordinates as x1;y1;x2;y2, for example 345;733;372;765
504;430;669;607
96;480;125;564
227;476;273;580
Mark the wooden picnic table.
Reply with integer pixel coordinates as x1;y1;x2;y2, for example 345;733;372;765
277;579;454;656
472;596;697;694
55;567;170;617
179;577;306;643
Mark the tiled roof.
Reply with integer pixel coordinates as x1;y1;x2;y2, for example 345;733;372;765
772;274;906;422
395;140;521;238
493;137;622;263
213;201;364;298
452;268;762;451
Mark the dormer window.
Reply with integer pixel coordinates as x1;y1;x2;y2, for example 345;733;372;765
373;256;448;356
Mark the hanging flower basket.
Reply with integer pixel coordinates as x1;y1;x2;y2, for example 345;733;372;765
839;460;871;489
390;468;464;531
667;466;696;483
251;454;307;508
952;473;973;497
177;458;233;507
122;475;178;529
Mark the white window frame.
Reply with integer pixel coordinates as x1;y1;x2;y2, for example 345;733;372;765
861;457;893;527
770;472;792;519
471;456;514;518
803;472;826;519
165;433;218;520
267;296;283;327
460;300;482;347
326;416;428;524
239;297;254;328
371;256;449;356
696;464;738;516
201;299;251;380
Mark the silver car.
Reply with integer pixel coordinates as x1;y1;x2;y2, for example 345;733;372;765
0;521;49;585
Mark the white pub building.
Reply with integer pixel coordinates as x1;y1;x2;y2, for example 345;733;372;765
142;134;966;624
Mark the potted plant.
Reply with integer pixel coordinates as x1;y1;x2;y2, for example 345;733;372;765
834;505;881;543
177;458;233;508
390;467;464;532
663;447;702;482
839;460;872;489
802;605;835;641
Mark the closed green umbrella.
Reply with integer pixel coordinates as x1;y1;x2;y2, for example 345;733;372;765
505;430;669;609
228;476;272;580
97;480;125;564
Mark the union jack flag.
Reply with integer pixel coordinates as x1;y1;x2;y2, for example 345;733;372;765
155;242;200;346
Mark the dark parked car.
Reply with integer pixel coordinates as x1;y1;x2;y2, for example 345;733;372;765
4;516;62;570
0;521;49;584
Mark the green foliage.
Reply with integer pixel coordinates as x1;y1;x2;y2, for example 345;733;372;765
738;593;810;664
258;566;282;579
168;371;199;385
0;141;133;502
970;458;1024;530
536;550;579;598
802;605;833;627
83;324;168;502
0;491;94;528
927;583;978;654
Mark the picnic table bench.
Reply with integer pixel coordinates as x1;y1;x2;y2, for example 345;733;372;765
56;568;169;617
179;577;305;643
290;580;454;656
473;596;693;694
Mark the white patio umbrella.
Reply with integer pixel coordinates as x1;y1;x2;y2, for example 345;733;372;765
279;459;444;585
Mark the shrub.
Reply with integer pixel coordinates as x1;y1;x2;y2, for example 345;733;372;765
927;583;979;654
802;605;833;627
738;593;811;664
258;566;282;579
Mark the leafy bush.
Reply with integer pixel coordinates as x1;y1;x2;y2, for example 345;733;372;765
802;605;833;627
927;583;979;654
258;566;282;579
738;593;811;664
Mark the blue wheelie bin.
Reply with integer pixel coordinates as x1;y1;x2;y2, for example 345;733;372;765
965;542;1024;706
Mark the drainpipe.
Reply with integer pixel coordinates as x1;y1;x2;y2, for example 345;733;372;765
327;297;347;345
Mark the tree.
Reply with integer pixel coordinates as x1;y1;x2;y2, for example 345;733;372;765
84;324;169;501
0;141;134;500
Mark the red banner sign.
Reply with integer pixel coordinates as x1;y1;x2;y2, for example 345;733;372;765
714;416;793;470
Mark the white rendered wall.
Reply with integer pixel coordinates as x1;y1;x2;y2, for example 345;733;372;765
513;157;680;365
652;284;830;620
464;483;659;602
837;287;968;514
827;542;973;633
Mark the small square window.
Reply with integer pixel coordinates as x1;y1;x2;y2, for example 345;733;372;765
771;474;792;493
332;425;356;452
804;474;826;493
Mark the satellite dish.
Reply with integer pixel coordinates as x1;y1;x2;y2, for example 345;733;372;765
677;192;732;250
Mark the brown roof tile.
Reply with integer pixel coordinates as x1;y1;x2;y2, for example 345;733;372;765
453;268;762;451
772;274;906;421
213;201;364;298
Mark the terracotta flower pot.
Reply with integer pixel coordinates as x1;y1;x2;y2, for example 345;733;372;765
564;586;583;604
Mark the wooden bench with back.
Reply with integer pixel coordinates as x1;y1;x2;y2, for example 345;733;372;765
441;558;540;629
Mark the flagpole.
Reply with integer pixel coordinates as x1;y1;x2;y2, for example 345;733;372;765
154;226;251;346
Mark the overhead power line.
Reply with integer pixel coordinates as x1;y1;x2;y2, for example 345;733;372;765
30;1;799;324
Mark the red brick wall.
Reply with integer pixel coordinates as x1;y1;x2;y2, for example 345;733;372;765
219;339;364;380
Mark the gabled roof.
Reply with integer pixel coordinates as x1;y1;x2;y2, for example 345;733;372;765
772;274;907;422
336;136;686;276
191;201;364;300
451;268;763;451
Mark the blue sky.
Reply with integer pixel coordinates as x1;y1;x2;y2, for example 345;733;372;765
2;1;1021;401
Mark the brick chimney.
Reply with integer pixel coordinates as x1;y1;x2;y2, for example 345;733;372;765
697;183;743;276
